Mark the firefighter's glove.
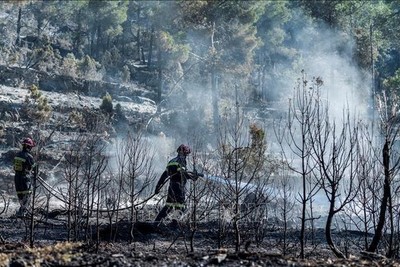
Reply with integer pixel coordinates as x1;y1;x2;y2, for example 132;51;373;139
191;171;203;181
194;169;204;178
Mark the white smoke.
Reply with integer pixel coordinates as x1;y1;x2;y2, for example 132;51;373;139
287;15;371;121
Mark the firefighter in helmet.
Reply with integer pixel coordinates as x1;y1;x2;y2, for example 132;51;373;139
13;137;36;216
154;144;201;224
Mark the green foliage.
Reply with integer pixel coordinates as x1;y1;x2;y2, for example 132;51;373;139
303;0;394;74
29;84;42;100
100;92;113;116
256;1;292;56
24;85;52;122
383;68;400;95
78;55;101;80
159;31;175;51
60;53;78;77
180;1;265;76
101;46;121;70
21;45;55;70
250;124;265;150
100;51;113;69
68;110;84;126
158;31;190;64
295;0;342;25
84;1;128;56
0;0;400;107
336;1;392;69
248;123;267;167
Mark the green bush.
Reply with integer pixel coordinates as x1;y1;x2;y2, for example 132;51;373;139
23;84;52;122
100;92;113;116
79;55;101;80
59;53;78;77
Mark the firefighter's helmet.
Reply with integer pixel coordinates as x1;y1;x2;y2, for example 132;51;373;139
177;144;191;155
22;137;35;148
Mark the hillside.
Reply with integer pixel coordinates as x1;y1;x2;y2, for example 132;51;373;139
0;72;397;266
0;70;392;267
1;1;400;265
0;67;159;199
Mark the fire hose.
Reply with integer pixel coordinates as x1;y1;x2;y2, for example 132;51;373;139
35;175;159;213
34;170;207;214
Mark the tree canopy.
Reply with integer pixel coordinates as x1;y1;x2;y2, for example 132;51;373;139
0;0;399;113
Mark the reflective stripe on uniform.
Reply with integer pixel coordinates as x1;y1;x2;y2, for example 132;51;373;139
167;161;186;172
14;156;26;172
165;202;185;208
167;162;181;171
16;190;31;195
14;157;27;162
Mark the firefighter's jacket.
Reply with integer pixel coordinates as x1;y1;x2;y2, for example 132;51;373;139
155;155;195;206
13;149;35;195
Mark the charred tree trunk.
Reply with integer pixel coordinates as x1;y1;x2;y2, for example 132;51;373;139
148;26;154;68
137;29;141;62
368;140;391;252
129;175;136;243
29;165;39;248
234;201;241;252
300;173;306;258
15;7;22;46
96;25;102;58
136;4;141;61
189;183;197;253
387;189;394;257
156;46;162;110
325;189;346;258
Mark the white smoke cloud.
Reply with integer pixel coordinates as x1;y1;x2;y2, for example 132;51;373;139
286;14;371;121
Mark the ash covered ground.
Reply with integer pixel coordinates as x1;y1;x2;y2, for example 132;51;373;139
0;204;397;267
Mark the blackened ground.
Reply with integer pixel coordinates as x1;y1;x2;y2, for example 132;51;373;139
0;213;398;267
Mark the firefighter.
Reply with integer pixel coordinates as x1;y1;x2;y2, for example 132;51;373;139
154;144;200;224
13;137;35;217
